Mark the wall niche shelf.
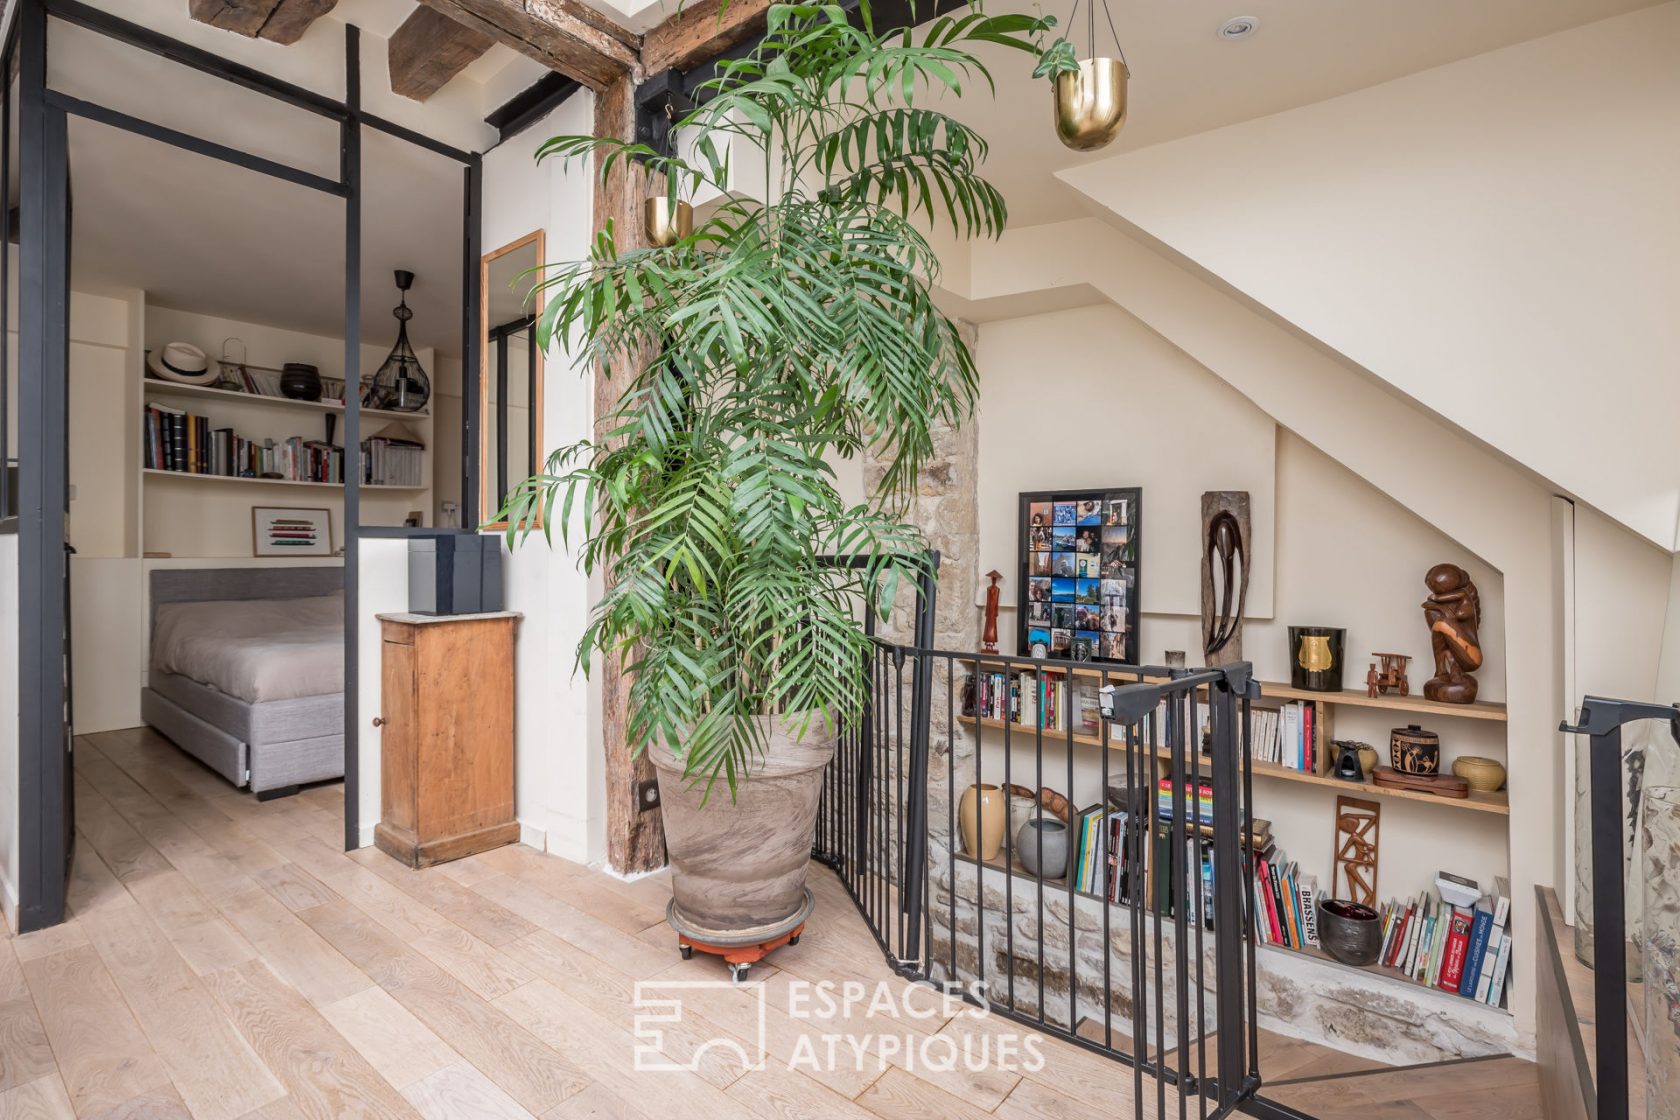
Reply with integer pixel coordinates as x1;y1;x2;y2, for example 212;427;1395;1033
143;377;430;420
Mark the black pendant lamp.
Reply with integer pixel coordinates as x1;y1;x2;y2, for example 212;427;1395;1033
372;270;430;413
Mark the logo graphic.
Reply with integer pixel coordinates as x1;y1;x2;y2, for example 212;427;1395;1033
632;980;769;1073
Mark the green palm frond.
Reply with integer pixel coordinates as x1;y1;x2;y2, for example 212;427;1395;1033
497;0;1058;794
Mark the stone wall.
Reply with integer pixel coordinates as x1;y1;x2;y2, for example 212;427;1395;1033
1643;784;1679;1120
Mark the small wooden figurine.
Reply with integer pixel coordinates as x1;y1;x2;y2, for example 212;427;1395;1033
1421;563;1483;704
982;570;1003;654
1332;796;1380;907
1365;652;1410;698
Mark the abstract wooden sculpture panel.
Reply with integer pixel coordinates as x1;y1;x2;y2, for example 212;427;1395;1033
1200;491;1250;668
1421;563;1483;703
1332;795;1380;907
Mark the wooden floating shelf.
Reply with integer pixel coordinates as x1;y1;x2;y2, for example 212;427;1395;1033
965;716;1509;816
144;377;431;420
142;468;423;491
965;658;1507;722
1249;759;1509;815
952;850;1510;1013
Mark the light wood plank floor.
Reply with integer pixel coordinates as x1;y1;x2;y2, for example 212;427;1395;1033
0;728;1537;1120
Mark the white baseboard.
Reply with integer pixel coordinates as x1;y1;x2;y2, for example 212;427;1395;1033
357;824;375;849
518;820;546;851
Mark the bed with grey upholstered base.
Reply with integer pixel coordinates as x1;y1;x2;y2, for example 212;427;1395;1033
140;567;344;799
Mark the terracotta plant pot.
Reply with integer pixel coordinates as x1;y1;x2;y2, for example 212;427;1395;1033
959;783;1007;861
1452;755;1506;792
649;714;836;943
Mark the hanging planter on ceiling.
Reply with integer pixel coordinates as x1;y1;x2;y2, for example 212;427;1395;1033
1039;0;1130;152
643;196;693;248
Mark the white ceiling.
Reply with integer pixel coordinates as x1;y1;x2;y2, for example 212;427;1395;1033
922;0;1665;226
56;0;1663;352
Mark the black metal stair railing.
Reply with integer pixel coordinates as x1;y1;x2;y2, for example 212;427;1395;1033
813;635;1270;1120
1559;695;1677;1120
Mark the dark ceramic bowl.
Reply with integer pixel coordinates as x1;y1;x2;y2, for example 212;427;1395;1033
1317;898;1382;966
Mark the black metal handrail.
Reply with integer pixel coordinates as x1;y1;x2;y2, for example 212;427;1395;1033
1560;695;1677;1120
815;640;1268;1120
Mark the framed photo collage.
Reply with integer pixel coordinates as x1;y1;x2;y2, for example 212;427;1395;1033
1018;487;1141;664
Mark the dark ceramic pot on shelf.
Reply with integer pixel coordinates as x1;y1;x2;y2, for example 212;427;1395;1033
280;362;323;401
1288;626;1345;692
1317;898;1382;965
1390;724;1441;775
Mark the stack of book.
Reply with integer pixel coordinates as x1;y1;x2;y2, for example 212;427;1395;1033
1251;847;1320;951
144;404;344;482
965;669;1104;736
361;434;425;487
1251;701;1319;772
1372;875;1512;1006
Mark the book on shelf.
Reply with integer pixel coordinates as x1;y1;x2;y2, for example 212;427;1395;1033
1362;874;1511;1006
144;403;350;483
1250;700;1320;773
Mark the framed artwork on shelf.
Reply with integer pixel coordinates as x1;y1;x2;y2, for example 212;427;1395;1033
251;506;333;556
1018;487;1140;664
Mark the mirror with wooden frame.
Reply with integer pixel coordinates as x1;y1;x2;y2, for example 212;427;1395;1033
480;231;544;529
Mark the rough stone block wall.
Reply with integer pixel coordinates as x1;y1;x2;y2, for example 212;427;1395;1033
1643;784;1679;1120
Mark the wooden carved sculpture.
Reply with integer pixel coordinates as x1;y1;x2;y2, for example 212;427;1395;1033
1200;491;1250;667
1421;563;1483;704
1332;796;1380;907
1366;652;1410;698
982;569;1002;654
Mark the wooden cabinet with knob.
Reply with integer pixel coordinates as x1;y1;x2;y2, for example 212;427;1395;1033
373;611;521;868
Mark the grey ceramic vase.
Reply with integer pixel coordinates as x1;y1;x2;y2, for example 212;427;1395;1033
1016;817;1069;880
649;714;837;943
1317;898;1382;965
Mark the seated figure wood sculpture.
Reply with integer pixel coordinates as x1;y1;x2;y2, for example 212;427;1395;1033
1421;563;1483;704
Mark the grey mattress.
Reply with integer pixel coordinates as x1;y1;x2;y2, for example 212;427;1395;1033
149;669;342;742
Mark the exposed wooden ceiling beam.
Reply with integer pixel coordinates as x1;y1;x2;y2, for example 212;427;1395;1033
187;0;337;43
389;6;495;101
259;0;338;45
413;0;640;92
188;0;282;36
641;0;768;76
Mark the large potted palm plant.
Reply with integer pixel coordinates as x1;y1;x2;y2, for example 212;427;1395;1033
499;1;1046;960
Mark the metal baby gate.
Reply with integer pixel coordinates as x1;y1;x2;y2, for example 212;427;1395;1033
810;561;1281;1119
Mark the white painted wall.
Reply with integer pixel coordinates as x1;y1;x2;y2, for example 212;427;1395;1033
480;92;603;864
1059;2;1680;550
977;303;1277;624
357;540;407;847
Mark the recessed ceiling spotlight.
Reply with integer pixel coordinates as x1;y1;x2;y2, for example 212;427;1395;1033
1218;16;1259;40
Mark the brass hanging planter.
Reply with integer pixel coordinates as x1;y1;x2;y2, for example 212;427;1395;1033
1053;57;1128;152
643;197;693;247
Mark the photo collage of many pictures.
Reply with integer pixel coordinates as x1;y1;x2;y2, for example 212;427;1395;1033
1025;496;1135;662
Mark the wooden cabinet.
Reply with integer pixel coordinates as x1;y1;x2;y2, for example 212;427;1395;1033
373;611;521;868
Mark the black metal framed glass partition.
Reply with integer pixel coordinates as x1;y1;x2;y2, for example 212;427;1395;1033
9;0;484;928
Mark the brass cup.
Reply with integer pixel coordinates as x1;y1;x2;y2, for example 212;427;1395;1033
1053;58;1128;152
643;197;693;247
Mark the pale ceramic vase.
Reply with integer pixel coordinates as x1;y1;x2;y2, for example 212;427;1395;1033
650;714;836;941
959;783;1006;861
